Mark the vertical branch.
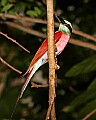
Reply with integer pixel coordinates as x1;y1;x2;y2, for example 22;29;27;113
46;0;56;120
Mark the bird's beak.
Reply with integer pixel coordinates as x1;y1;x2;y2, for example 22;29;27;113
56;16;64;24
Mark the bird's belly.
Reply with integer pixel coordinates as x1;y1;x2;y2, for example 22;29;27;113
31;52;48;76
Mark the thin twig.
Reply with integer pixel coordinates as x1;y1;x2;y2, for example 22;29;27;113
0;31;30;53
31;82;48;88
82;109;96;120
0;57;22;74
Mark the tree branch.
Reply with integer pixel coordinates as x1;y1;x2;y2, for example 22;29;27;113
0;13;47;24
5;21;46;38
46;0;56;120
0;31;30;53
0;13;96;42
31;82;48;88
0;57;22;74
1;21;96;51
70;38;96;51
72;29;96;42
82;109;96;120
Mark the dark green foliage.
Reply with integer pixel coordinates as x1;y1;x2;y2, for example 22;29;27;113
65;55;96;77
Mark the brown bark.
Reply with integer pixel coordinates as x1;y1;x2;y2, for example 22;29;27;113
46;0;56;120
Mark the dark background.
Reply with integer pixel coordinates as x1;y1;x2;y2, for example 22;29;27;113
0;0;96;119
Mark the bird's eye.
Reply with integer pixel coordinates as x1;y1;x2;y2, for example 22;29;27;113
60;19;65;24
61;20;66;24
65;24;72;33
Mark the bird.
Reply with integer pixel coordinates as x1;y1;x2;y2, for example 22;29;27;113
10;16;72;119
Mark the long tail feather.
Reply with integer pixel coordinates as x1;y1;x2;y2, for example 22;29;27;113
9;98;19;120
10;52;48;119
10;69;33;120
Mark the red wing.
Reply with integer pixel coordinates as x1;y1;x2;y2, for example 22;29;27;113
54;31;62;43
27;31;62;71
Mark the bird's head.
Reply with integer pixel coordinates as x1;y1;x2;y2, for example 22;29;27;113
57;16;72;35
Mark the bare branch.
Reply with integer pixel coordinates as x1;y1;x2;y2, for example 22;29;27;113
72;29;96;42
0;57;22;74
46;97;56;120
0;31;30;53
46;0;56;120
0;13;47;24
1;21;96;51
55;23;96;42
82;109;96;120
31;82;48;88
70;38;96;51
0;13;96;42
5;21;46;38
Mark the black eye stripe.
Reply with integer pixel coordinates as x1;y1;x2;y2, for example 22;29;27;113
65;24;72;33
57;16;72;33
61;19;72;33
61;20;65;24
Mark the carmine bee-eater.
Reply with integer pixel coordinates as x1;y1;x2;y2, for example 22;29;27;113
10;16;72;119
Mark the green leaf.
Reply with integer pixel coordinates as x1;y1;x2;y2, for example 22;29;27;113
64;78;96;113
65;55;96;77
26;10;38;17
78;99;96;120
87;78;96;91
1;0;7;6
34;7;41;15
2;4;13;12
63;89;96;112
